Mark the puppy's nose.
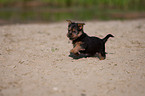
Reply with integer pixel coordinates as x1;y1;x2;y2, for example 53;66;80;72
67;33;70;38
67;33;72;37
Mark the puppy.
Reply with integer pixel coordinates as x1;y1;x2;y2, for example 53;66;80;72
66;20;114;60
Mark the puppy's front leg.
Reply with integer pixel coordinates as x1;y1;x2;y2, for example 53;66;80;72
70;42;85;56
70;48;79;56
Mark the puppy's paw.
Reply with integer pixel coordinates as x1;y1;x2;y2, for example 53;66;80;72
79;49;85;51
70;49;79;56
99;57;105;60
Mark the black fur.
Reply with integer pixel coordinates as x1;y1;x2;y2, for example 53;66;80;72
73;32;114;58
67;20;114;60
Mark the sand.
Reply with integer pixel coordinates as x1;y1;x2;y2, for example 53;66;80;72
0;19;145;96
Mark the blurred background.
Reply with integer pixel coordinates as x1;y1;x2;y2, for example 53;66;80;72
0;0;145;24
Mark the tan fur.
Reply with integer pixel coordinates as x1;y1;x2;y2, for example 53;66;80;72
71;31;83;40
70;41;85;56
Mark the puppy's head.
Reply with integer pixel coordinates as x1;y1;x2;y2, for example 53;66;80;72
66;20;85;40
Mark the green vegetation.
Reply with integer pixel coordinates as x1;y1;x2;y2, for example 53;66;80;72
0;0;144;23
0;0;144;10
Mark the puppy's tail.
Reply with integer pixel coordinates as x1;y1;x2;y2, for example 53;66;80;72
102;34;114;43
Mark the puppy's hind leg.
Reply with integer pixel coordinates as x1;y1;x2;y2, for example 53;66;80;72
98;52;106;60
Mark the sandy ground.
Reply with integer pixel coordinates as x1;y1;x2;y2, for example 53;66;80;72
0;19;145;96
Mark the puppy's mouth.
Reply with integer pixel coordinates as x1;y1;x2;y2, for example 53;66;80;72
67;35;76;40
67;34;79;41
69;37;75;40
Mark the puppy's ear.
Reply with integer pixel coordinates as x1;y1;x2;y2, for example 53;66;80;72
66;20;72;25
78;23;85;30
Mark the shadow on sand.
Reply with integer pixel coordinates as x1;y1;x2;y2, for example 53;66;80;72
69;52;114;59
69;53;98;60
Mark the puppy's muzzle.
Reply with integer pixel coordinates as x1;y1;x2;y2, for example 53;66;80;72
67;33;73;40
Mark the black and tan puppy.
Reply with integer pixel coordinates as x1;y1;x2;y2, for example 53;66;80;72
66;20;114;60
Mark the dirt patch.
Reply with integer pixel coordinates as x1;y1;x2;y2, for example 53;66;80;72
0;19;145;96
